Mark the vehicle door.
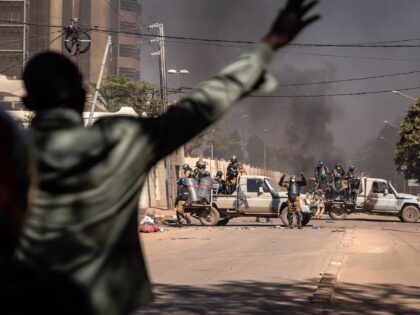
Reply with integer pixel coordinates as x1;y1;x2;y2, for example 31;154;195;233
239;178;272;213
365;180;397;211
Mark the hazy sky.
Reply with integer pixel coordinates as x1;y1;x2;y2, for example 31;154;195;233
140;0;420;164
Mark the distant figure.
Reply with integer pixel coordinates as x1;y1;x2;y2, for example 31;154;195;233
182;163;194;178
314;160;330;182
174;178;191;226
15;1;320;314
0;111;92;315
226;155;240;194
279;173;307;229
194;160;207;181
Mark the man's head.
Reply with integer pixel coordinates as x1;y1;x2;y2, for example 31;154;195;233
22;51;86;114
182;164;190;171
231;155;237;163
318;160;325;167
0;111;30;259
335;162;341;170
290;175;297;183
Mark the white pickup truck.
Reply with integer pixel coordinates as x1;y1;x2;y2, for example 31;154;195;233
328;177;420;223
184;175;313;226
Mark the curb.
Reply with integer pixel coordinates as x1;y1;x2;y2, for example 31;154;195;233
310;230;353;304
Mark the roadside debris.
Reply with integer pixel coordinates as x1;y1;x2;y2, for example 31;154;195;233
138;215;161;233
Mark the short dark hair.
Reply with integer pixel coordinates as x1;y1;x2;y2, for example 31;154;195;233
22;51;85;113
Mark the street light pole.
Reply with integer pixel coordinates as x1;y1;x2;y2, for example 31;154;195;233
391;90;417;101
168;69;190;102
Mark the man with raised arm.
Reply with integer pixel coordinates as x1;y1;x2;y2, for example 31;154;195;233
16;1;320;314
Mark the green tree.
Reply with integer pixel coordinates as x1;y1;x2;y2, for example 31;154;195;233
100;75;162;116
395;100;420;181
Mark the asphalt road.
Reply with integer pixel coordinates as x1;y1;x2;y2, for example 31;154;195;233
135;214;420;314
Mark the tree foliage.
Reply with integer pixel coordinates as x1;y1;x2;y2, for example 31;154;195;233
100;75;162;116
395;100;420;181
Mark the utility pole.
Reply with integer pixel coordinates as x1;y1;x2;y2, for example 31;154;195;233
87;36;112;126
148;23;174;209
72;0;81;66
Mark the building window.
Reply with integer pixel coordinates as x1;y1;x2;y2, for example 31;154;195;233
119;21;138;33
119;44;139;59
120;0;141;15
119;67;139;80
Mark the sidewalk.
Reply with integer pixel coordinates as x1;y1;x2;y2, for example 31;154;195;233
333;228;420;314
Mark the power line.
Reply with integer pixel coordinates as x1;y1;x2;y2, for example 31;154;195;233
179;85;420;98
276;68;420;87
3;18;420;49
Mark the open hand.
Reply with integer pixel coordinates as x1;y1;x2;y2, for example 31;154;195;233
263;0;320;50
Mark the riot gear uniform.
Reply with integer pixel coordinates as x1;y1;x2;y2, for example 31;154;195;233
345;165;359;204
213;171;227;194
182;163;194;178
193;160;207;182
175;178;191;226
226;156;239;194
314;160;330;183
331;173;346;201
279;173;307;229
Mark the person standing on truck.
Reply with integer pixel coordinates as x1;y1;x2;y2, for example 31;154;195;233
279;173;307;229
226;156;240;194
213;171;228;194
194;160;207;181
332;162;345;178
331;172;346;201
314;160;330;182
345;165;360;204
175;178;192;226
182;163;194;178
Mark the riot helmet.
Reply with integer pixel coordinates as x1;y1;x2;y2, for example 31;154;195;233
216;171;223;177
349;165;355;172
177;178;186;186
318;160;325;166
334;173;341;180
335;162;341;170
231;155;237;163
182;163;190;171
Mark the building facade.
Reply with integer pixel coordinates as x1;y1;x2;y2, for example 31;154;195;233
0;0;142;82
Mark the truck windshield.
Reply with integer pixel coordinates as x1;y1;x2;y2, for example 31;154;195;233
265;178;281;192
388;182;398;195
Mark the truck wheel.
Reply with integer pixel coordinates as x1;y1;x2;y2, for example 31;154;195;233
280;207;290;226
328;206;347;220
217;218;230;226
401;206;420;223
302;213;311;226
199;207;220;226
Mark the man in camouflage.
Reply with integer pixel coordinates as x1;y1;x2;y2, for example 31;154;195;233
279;173;307;229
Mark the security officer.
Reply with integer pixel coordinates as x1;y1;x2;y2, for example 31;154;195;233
193;160;207;181
331;173;346;201
314;160;330;183
182;163;194;178
226;155;239;194
175;178;191;226
279;173;307;229
213;171;227;194
345;165;360;203
332;162;345;178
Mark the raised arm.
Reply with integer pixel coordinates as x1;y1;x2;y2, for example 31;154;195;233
141;0;320;164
